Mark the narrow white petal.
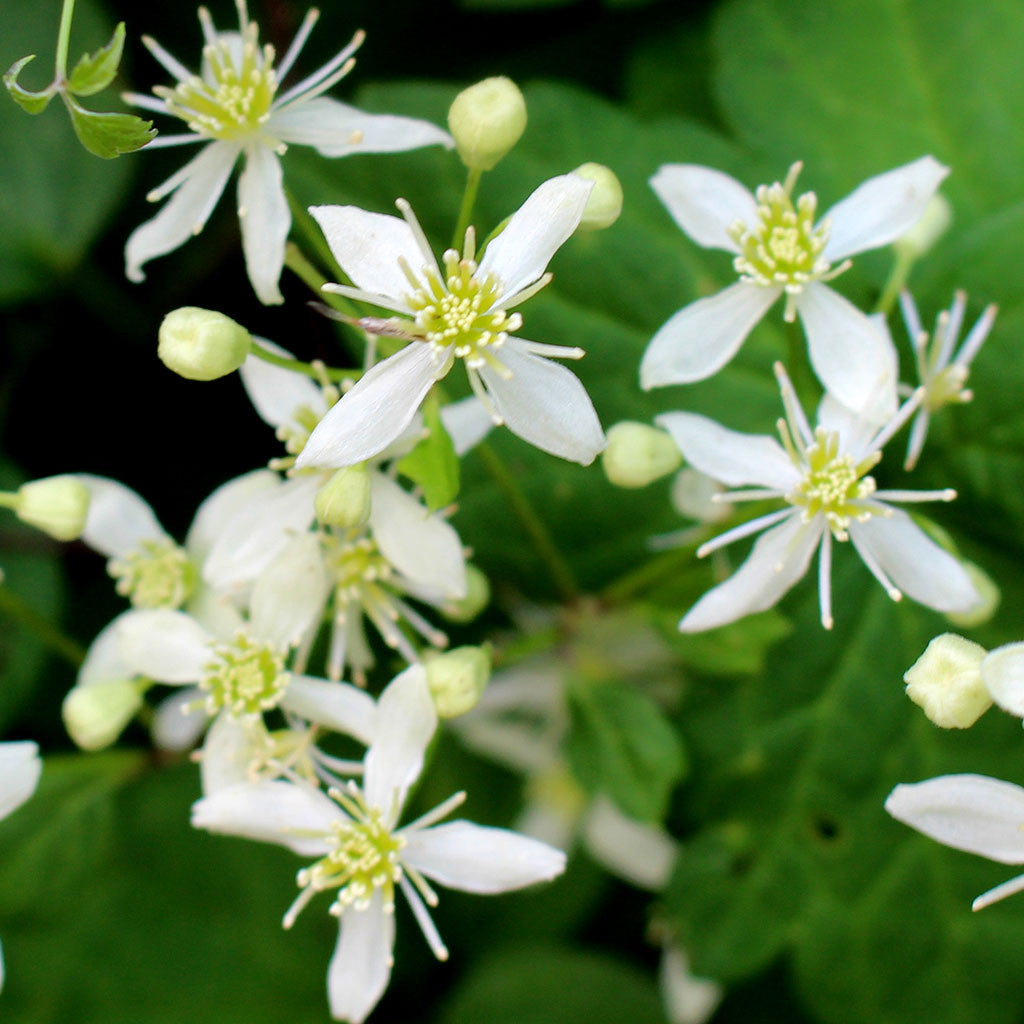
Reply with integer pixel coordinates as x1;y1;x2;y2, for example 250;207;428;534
116;609;211;683
478;340;606;465
74;475;167;559
237;146;289;304
650;164;758;252
199;713;257;793
640;282;780;389
885;774;1024;864
580;795;677;891
125;141;239;282
78;611;138;688
0;741;41;821
250;533;330;650
283;676;377;745
185;586;246;642
680;514;819;633
660;944;723;1024
814;393;879;459
296;344;440;468
823;156;949;262
796;282;898;424
981;644;1024;718
185;469;280;566
327;897;395;1024
439;396;495;455
656;412;797;489
238;339;328;432
478;174;593;302
152;688;210;752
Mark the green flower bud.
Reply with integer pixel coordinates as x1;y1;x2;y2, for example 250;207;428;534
16;475;90;541
441;563;490;623
158;307;252;381
448;77;527;171
602;421;682;488
904;632;990;729
425;645;492;718
894;194;952;261
315;465;372;529
62;679;143;751
572;162;623;230
945;561;1000;629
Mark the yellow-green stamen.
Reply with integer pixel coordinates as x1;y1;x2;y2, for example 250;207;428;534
202;632;288;716
109;539;197;609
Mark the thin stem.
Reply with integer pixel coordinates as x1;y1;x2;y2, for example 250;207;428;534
452;167;483;252
55;0;77;79
285;188;345;283
249;338;357;384
600;542;700;605
0;580;85;665
875;250;914;316
284;243;361;319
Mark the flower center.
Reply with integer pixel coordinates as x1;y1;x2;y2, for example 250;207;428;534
278;403;327;457
325;536;394;602
108;539;197;609
202;633;289;716
923;365;970;411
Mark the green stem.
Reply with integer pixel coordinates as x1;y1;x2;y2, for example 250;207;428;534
452;167;483;251
875;250;914;316
285;188;345;283
284;243;361;320
600;543;700;605
249;338;357;384
0;581;85;665
55;0;77;79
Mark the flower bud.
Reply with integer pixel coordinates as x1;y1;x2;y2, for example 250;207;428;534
425;645;491;718
16;475;90;540
602;422;681;488
671;467;731;523
315;465;372;529
158;307;252;381
904;632;990;729
894;194;952;262
448;77;527;171
441;563;490;623
572;163;623;230
62;679;143;751
945;561;1000;629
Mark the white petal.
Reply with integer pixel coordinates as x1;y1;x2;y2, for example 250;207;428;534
237;339;328;432
848;511;979;612
151;688;210;752
125;141;239;282
327;896;395;1024
796;282;898;424
78;611;138;688
814;393;879;459
250;533;330;650
370;474;466;598
403;820;566;893
270;96;451;157
185;469;281;566
580;795;677;891
478;174;592;302
655;412;796;489
478;340;606;465
185;586;246;642
823;156;949;262
199;713;257;792
660;944;723;1024
981;644;1024;717
116;609;212;683
191;779;339;855
283;676;377;745
309;204;431;306
650;164;759;252
680;514;819;632
364;665;436;819
296;344;440;468
439;396;495;456
237;146;290;304
885;774;1024;864
515;800;576;851
74;475;167;559
0;741;41;821
640;281;780;389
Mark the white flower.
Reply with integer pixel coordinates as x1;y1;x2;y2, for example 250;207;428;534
642;157;948;422
294;173;607;468
192;665;566;1023
659;943;723;1024
897;289;997;469
658;363;980;632
124;1;452;304
886;774;1024;911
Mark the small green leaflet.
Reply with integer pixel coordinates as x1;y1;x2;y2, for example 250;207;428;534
64;95;155;159
3;55;55;114
67;21;125;97
397;392;460;511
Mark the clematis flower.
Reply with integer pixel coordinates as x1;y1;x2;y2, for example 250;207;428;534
658;363;980;632
124;0;452;304
192;665;566;1023
886;774;1024;911
641;157;948;422
294;173;607;468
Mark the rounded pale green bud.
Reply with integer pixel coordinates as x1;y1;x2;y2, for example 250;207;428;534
448;77;526;171
62;679;143;751
904;632;990;729
572;163;623;230
16;475;90;540
158;307;252;381
602;422;682;489
441;563;490;623
425;645;491;718
315;465;372;529
894;194;952;261
946;561;1001;629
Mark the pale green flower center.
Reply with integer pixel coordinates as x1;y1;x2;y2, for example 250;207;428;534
278;403;326;457
202;633;288;716
109;539;197;609
325;536;394;602
923;364;970;411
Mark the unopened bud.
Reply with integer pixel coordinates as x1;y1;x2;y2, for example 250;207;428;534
315;464;372;529
16;475;90;540
671;467;731;523
441;563;490;622
904;632;990;729
425;645;491;718
602;422;681;488
894;194;952;262
62;679;143;750
572;163;623;230
946;561;1000;629
158;307;252;381
448;77;526;171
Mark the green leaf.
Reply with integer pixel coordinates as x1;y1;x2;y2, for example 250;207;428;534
64;95;155;158
4;54;55;114
568;678;687;822
396;392;460;510
67;21;125;97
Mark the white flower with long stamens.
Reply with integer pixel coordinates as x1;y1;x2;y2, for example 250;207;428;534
657;363;980;632
294;174;607;468
124;0;452;304
897;289;997;469
192;665;566;1024
642;157;948;423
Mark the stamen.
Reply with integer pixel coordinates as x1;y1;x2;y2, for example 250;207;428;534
276;7;321;81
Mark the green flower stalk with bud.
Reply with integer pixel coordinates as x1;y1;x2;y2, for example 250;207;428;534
0;475;91;541
158;306;252;381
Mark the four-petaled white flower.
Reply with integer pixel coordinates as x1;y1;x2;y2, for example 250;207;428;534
124;0;452;304
641;157;948;423
658;363;980;632
192;665;566;1023
294;173;607;469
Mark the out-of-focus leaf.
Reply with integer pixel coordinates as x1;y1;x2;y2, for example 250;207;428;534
4;55;55;114
396;392;460;510
65;96;154;159
67;22;125;97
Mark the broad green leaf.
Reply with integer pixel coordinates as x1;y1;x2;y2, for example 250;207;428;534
64;96;155;159
4;55;55;114
396;391;460;510
67;22;125;97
